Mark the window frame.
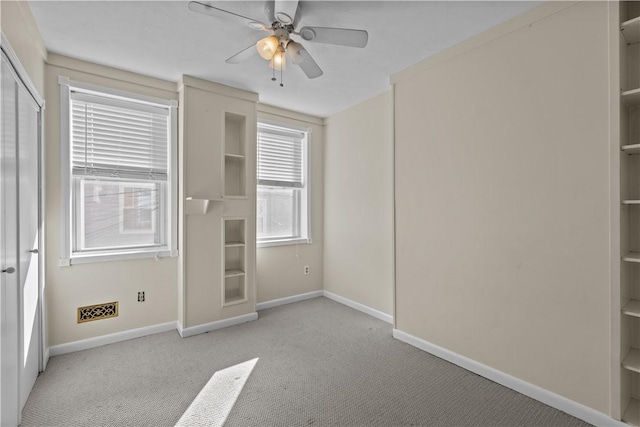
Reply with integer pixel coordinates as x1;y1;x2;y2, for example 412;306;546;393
256;120;311;248
59;76;178;265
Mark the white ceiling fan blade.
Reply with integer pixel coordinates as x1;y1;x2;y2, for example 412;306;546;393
273;0;299;25
264;1;275;23
226;45;258;64
299;26;368;48
297;50;323;79
292;1;303;28
189;1;268;31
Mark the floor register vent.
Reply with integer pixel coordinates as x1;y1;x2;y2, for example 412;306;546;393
77;301;119;323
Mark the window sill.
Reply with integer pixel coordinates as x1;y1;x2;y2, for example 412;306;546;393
65;248;177;266
257;238;311;248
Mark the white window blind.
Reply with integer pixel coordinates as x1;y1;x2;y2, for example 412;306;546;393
71;91;169;181
257;123;305;188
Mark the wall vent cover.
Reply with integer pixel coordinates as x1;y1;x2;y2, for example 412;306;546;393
77;301;119;323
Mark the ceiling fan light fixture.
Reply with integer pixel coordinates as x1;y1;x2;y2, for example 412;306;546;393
256;36;279;60
269;47;287;70
286;41;308;65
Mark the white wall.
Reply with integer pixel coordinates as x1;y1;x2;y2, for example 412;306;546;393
324;91;394;315
393;1;611;414
44;54;179;346
256;104;324;303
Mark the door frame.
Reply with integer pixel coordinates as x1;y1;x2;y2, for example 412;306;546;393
0;33;45;426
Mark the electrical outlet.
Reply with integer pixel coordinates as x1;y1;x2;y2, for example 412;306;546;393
304;265;310;275
137;291;145;302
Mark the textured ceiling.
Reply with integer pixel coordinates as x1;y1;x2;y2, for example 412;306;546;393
29;1;539;117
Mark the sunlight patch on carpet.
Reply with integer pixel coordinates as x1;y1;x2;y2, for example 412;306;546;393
175;358;258;427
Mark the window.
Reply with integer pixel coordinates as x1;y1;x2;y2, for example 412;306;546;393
59;77;177;263
257;122;310;246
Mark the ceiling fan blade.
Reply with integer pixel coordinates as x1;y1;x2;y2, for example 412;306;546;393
299;26;368;48
225;44;258;64
297;50;323;79
273;0;299;25
292;1;303;28
189;1;268;30
264;0;275;23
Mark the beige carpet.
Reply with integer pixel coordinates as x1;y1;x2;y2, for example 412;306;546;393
21;297;591;426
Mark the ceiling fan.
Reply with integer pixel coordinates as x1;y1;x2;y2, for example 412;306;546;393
188;0;368;85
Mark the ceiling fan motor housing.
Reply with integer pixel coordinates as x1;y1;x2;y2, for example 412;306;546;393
272;23;294;48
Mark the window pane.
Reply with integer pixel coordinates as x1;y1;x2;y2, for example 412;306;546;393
122;186;154;233
75;177;163;251
257;187;299;240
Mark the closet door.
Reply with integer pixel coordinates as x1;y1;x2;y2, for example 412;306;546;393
1;52;21;426
17;69;40;410
0;50;41;424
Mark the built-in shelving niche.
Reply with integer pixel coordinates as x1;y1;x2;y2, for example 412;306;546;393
621;4;640;423
224;112;247;198
621;255;640;425
223;218;247;306
621;305;640;425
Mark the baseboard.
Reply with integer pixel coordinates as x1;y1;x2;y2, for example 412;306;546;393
257;290;323;311
178;312;258;338
392;329;624;427
42;347;50;371
176;321;184;337
49;321;178;357
323;291;393;324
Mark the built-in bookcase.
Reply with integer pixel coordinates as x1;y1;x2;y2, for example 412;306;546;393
178;76;256;333
620;2;640;425
223;218;247;306
224;112;247;198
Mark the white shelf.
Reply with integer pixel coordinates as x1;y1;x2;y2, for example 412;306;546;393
624;398;640;426
623;144;640;155
623;349;640;374
224;269;245;278
622;16;640;45
622;88;640;107
623;200;640;205
623;300;640;318
224;289;246;305
623;252;640;263
185;197;222;215
225;153;245;160
225;241;245;248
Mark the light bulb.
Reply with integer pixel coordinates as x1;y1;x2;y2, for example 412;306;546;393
256;36;279;60
269;48;286;70
286;41;308;65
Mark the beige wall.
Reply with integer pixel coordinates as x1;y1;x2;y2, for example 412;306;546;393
256;105;324;303
44;55;179;346
393;1;610;413
324;91;394;315
1;1;47;95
